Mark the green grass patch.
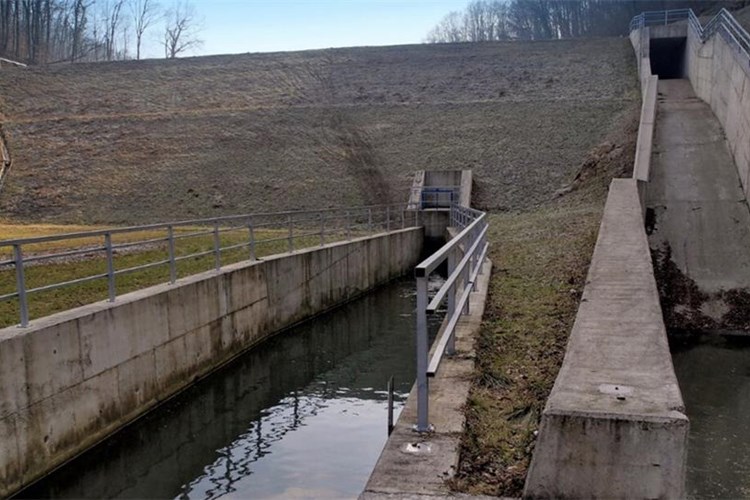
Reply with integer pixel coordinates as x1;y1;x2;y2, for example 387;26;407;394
0;224;357;328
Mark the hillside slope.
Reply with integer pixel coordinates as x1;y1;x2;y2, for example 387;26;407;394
0;38;637;224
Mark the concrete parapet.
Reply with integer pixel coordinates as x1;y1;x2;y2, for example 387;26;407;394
684;14;750;200
0;228;424;497
523;179;688;499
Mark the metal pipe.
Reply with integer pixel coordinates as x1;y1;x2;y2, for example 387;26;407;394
213;221;221;271
168;226;177;284
13;245;28;327
105;233;116;302
288;214;294;252
249;221;256;260
415;275;430;432
319;213;325;246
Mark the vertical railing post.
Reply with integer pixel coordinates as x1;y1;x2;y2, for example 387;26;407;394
368;208;373;233
386;206;390;232
319;212;325;247
346;210;351;240
213;221;221;271
167;225;177;284
13;244;28;328
288;214;294;252
447;247;456;355
249;220;256;260
105;233;116;302
415;274;430;432
401;209;405;229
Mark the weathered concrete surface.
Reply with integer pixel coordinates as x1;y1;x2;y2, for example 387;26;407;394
0;227;423;497
524;179;688;499
361;257;492;499
647;79;750;292
686;14;750;202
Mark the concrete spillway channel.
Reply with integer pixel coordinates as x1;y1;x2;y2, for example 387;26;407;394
14;277;445;499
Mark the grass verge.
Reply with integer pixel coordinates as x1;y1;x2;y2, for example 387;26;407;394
0;223;359;328
451;106;639;496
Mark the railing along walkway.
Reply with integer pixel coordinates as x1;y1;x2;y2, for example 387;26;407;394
413;203;488;432
630;8;750;64
0;204;417;328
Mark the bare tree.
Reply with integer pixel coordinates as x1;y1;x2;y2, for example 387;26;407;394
130;0;157;59
102;0;125;60
162;0;200;59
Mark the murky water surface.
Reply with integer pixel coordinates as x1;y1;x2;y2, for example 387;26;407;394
670;333;750;499
19;277;443;499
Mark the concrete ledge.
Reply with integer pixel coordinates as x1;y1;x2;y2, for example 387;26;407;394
0;228;424;497
361;257;492;499
523;179;687;499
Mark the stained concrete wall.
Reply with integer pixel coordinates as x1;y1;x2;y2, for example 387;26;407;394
523;180;688;499
524;30;689;497
0;228;423;497
685;23;750;200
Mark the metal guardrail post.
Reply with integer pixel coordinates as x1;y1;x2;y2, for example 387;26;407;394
105;233;116;302
319;213;325;246
401;209;405;229
415;274;430;432
167;225;177;284
346;210;351;240
249;220;256;260
13;244;28;327
288;214;294;252
447;248;456;355
213;221;221;271
386;206;390;232
368;208;373;233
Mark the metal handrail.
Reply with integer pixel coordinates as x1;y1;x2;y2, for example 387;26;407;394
0;203;418;328
413;202;488;432
629;7;750;66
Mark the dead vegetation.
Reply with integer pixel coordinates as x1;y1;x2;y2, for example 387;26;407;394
0;38;636;224
451;105;639;496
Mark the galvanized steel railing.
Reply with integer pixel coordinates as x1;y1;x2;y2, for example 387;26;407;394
630;8;750;64
0;203;417;328
413;203;488;432
408;185;461;210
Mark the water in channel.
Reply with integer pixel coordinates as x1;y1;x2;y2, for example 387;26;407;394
18;276;444;500
670;332;750;499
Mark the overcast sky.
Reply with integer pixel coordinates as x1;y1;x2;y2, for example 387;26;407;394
142;0;468;58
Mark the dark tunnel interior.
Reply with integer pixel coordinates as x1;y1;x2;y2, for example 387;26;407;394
650;37;687;79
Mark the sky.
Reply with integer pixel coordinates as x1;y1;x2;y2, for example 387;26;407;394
142;0;469;58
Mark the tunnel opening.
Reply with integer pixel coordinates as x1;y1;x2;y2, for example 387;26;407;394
650;37;687;79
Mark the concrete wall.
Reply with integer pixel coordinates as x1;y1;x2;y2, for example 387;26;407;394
686;24;750;200
0;228;424;496
524;30;688;497
523;180;688;499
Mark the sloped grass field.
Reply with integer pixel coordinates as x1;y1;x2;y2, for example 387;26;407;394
0;38;636;224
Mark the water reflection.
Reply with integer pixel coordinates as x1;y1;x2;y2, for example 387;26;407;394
19;277;443;499
670;332;750;499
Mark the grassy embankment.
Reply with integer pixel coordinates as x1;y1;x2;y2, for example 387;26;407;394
452;108;639;496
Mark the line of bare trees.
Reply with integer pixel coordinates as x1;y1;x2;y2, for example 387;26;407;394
426;0;750;43
0;0;202;64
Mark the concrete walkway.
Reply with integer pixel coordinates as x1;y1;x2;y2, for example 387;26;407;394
648;79;750;293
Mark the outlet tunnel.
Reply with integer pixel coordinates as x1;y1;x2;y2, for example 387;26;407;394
650;37;687;79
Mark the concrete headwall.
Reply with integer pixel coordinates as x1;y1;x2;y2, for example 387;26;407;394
523;180;688;499
686;23;750;200
0;228;424;496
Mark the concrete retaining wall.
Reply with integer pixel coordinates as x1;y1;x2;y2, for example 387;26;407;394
0;228;424;496
524;30;688;497
523;180;688;499
686;23;750;200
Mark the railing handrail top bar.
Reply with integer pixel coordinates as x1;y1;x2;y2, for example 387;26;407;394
0;202;410;247
415;211;486;277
